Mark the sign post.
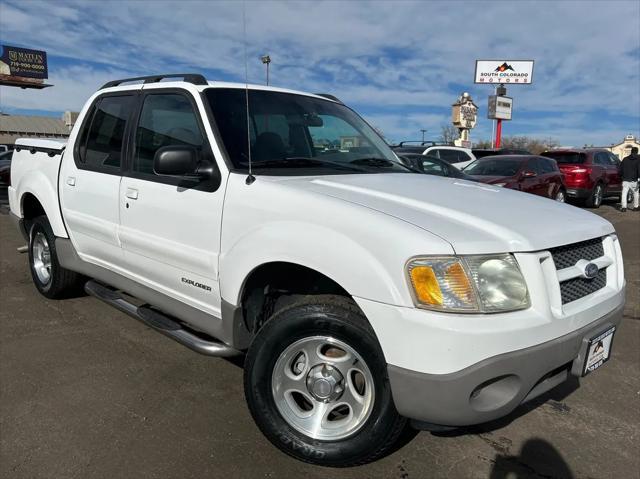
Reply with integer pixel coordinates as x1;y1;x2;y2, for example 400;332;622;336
474;60;533;149
451;92;478;148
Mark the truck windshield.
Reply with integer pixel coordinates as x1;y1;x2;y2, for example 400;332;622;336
205;88;409;174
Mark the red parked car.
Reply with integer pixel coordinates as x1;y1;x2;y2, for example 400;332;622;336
464;155;566;201
541;149;622;208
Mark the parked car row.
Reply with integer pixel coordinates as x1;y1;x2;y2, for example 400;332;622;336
392;142;627;208
0;149;13;186
463;155;566;202
542;149;622;208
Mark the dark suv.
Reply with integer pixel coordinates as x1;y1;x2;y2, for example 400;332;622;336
542;149;622;208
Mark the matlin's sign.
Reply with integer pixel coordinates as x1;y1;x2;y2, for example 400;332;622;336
0;45;48;79
474;60;534;84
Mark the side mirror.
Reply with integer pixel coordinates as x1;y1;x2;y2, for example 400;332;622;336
154;146;199;176
521;170;537;179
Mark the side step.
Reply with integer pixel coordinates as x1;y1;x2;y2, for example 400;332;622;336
85;280;241;357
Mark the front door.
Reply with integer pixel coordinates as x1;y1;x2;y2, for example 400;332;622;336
59;91;137;268
118;89;226;318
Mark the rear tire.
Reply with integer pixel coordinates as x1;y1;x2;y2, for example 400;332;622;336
586;183;603;208
554;188;566;203
243;295;406;467
28;216;84;299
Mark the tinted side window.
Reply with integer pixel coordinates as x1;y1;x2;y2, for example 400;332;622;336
421;158;447;176
79;95;134;171
526;158;541;174
594;152;608;165
539;157;555;173
607;152;620;166
134;93;204;175
438;149;460;163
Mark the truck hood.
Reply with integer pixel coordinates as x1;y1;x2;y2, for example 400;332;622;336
284;174;614;254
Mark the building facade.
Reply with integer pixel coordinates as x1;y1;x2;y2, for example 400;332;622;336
608;135;640;160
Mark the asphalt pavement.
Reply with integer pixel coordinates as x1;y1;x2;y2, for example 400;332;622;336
1;194;638;479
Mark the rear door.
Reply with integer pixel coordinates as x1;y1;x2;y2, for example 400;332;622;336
117;87;226;318
604;152;622;193
59;91;137;267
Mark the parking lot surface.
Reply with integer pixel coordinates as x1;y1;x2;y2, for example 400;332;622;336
1;198;638;479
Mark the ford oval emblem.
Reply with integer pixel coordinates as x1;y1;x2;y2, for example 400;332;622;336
584;263;599;279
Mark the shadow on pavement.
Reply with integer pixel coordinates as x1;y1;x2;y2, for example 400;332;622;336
489;438;574;479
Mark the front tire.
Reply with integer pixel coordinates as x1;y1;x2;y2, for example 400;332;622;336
243;295;406;467
554;188;566;203
28;216;84;299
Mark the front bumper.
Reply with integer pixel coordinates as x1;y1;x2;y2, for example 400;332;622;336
387;303;623;426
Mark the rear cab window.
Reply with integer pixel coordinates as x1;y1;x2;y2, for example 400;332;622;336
75;94;135;173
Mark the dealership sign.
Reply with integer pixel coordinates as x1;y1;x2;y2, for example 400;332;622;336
474;60;534;84
0;45;48;79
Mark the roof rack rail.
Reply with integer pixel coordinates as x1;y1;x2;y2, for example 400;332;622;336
100;73;208;90
397;140;447;147
315;93;343;104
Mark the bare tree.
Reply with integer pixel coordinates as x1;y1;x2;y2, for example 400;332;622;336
439;125;459;144
472;136;559;154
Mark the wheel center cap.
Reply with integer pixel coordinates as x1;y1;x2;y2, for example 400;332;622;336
306;364;344;402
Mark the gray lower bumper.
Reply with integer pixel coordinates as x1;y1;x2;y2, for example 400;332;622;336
388;303;624;426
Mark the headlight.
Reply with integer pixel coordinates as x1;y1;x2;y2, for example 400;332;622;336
493;182;507;187
406;254;529;313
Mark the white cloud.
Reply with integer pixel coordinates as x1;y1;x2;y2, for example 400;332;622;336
0;0;638;145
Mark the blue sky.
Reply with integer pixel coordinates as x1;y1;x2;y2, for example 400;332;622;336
0;0;639;147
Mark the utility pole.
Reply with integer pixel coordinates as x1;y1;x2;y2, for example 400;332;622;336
261;55;271;86
421;129;427;143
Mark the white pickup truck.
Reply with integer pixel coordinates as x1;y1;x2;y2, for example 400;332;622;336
9;74;625;466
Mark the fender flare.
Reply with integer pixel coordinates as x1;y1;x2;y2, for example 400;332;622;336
220;221;408;308
17;171;67;238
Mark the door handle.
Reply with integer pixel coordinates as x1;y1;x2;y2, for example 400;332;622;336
125;188;139;200
66;177;76;186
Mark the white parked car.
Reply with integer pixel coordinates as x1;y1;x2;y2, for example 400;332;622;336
393;142;476;169
8;74;625;467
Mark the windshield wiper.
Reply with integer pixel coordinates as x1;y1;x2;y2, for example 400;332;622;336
350;157;411;170
251;157;365;172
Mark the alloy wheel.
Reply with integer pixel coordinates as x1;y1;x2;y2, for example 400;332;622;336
271;335;375;441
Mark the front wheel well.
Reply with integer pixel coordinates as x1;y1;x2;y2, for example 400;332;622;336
239;262;353;334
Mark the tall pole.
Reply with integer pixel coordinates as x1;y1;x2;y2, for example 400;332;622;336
261;55;271;86
495;119;502;148
494;84;506;148
421;129;427;143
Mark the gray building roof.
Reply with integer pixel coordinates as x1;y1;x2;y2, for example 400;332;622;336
0;113;73;144
0;114;70;135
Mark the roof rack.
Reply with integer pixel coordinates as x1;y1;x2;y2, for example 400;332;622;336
397;140;448;147
100;73;208;90
315;93;343;104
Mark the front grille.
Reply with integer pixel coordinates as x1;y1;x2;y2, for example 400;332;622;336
560;268;607;304
549;237;604;270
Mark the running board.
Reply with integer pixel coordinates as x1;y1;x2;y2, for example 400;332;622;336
84;280;241;357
